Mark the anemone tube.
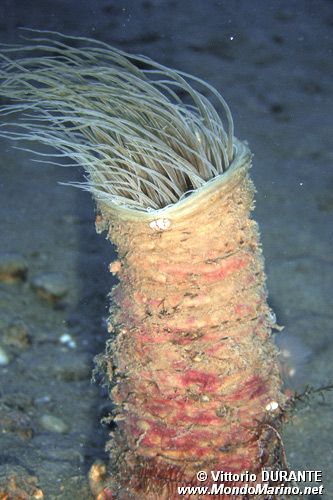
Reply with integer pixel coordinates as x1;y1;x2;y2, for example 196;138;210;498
0;32;285;499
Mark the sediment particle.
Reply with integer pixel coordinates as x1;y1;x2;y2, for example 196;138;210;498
30;272;69;302
0;252;28;283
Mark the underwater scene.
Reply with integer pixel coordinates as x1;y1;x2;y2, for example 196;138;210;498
0;0;332;498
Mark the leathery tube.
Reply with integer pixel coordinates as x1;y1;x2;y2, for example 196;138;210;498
96;141;284;499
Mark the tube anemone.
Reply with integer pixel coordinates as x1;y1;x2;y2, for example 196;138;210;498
1;31;285;499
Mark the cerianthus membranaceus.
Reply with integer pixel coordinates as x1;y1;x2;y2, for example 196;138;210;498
0;31;285;499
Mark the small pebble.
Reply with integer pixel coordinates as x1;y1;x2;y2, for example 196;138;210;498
39;414;69;434
149;218;171;231
0;252;28;283
2;320;31;350
0;404;33;439
109;260;121;274
59;333;76;349
265;401;279;412
0;346;11;366
34;395;51;405
30;273;69;302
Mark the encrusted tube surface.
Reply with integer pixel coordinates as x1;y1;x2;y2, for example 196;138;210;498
97;148;284;499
